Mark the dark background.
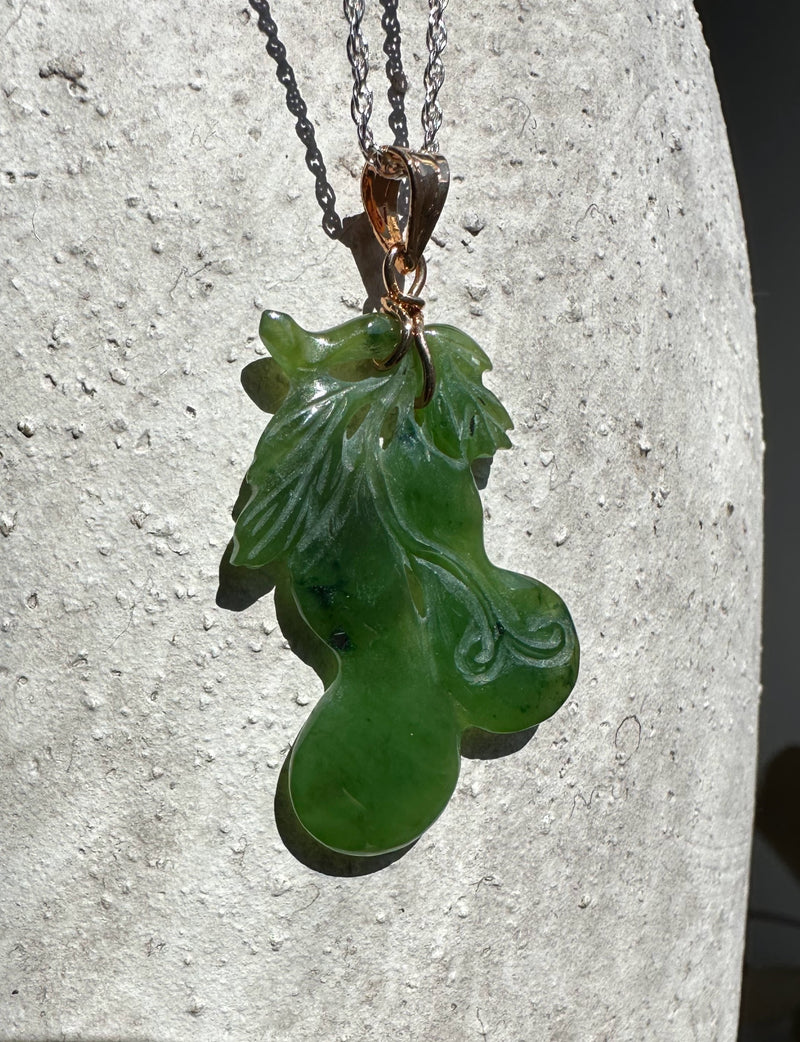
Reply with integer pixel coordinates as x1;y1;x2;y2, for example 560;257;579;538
692;1;800;1038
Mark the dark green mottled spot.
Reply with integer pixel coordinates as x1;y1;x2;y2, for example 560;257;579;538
329;630;353;652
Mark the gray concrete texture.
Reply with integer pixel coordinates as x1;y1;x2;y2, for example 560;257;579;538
0;0;761;1039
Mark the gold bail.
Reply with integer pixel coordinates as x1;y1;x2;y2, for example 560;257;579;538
361;146;450;273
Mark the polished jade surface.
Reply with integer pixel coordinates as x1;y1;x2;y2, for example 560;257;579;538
231;311;579;855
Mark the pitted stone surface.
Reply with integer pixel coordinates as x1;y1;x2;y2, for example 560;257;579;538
0;1;761;1039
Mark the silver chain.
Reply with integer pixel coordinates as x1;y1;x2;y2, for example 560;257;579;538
344;0;448;159
421;0;447;151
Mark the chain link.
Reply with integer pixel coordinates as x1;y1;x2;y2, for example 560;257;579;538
421;0;447;151
343;0;448;159
344;0;377;160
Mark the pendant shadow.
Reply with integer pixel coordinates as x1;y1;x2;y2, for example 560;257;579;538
216;357;286;609
274;757;417;876
471;456;493;491
460;724;539;760
340;212;391;314
216;537;277;612
240;354;289;414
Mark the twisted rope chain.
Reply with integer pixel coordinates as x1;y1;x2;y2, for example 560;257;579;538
344;0;448;159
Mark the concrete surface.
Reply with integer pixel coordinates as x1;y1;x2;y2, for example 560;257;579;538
0;0;761;1040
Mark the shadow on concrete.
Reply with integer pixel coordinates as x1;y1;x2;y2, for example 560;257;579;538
273;756;417;876
460;724;538;760
247;0;343;239
247;0;411;313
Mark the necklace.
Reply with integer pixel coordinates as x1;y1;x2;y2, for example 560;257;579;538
230;1;579;858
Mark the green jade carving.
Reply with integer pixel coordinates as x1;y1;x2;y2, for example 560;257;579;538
231;310;579;855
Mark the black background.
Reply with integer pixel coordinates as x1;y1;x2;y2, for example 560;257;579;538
693;1;800;1038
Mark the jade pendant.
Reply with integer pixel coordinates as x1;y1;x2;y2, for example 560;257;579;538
231;310;579;855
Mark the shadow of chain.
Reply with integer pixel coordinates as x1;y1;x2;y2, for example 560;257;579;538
249;0;343;239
